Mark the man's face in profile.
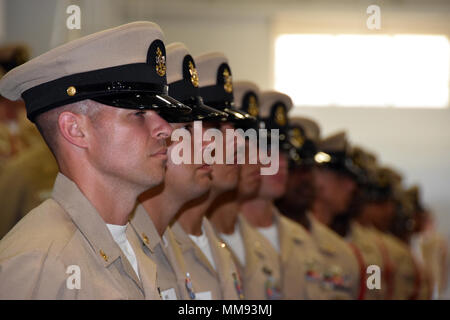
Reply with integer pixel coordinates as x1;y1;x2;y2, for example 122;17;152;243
85;104;173;189
165;121;213;200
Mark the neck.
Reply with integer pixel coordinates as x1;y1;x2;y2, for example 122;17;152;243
355;211;371;227
139;181;184;237
208;190;240;234
240;197;274;228
60;161;141;226
312;200;334;227
275;197;311;230
355;203;377;228
176;190;216;236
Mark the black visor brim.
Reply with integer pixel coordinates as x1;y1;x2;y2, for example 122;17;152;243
182;96;229;122
92;92;194;123
223;107;258;130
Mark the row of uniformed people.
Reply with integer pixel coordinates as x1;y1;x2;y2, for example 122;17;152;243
276;119;447;300
0;21;445;299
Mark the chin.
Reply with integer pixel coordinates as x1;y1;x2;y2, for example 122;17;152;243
187;185;210;201
243;184;259;197
262;188;284;200
214;178;238;191
195;176;212;190
134;173;164;191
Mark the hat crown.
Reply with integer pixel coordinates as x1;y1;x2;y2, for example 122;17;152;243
319;131;348;153
289;116;321;143
195;52;234;106
0;21;166;101
195;52;230;88
233;81;260;117
0;21;174;120
259;91;292;128
166;42;199;87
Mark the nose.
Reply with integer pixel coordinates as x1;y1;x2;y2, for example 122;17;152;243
148;111;173;140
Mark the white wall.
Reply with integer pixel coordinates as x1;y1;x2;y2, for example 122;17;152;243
3;0;450;236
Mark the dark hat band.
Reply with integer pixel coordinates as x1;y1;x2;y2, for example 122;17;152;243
168;79;199;102
199;84;233;107
22;63;167;120
317;151;361;180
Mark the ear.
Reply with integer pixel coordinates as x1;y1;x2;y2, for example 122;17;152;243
57;111;89;149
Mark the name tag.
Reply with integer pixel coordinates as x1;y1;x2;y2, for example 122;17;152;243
161;288;177;300
195;291;212;300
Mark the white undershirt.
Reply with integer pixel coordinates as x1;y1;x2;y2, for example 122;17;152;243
106;223;140;280
257;223;280;253
220;223;246;267
189;229;216;271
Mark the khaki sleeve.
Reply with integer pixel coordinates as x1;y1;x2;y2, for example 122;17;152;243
0;250;74;299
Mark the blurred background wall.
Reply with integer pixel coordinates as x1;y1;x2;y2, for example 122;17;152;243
1;0;450;237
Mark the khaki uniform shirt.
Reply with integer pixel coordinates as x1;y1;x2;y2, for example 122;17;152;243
171;220;223;299
420;231;448;298
219;215;283;300
272;208;328;299
203;218;241;300
365;227;396;299
129;204;191;300
347;222;385;299
382;233;422;300
309;214;361;299
0;173;160;299
0;140;58;239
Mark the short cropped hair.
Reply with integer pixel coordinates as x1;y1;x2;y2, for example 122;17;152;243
34;99;100;159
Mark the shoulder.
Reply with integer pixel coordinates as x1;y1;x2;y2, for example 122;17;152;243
0;198;77;259
313;218;356;256
278;214;316;249
279;214;309;236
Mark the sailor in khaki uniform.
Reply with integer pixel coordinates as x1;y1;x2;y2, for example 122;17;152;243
1;174;160;299
307;214;361;299
310;131;365;299
358;165;421;299
274;206;327;299
239;90;326;300
129;43;228;300
170;52;257;300
0;22;193;299
382;231;420;300
410;204;448;299
346;146;398;299
208;82;283;300
346;221;385;299
171;219;241;300
408;186;436;300
320;145;386;300
130;205;193;300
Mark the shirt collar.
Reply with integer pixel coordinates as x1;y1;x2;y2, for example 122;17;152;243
51;172;123;267
170;221;195;253
129;203;162;252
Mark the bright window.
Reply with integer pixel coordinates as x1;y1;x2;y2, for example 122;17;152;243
274;34;449;108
